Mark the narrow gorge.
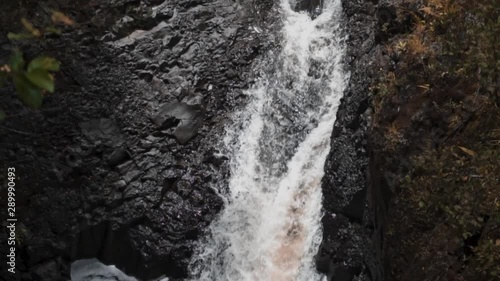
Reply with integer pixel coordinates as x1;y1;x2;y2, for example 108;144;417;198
1;0;497;281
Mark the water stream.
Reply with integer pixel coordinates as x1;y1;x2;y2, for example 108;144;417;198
189;0;346;280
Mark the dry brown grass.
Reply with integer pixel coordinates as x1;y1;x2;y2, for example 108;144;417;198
426;0;462;16
406;33;427;56
402;17;434;57
373;0;500;280
384;121;405;152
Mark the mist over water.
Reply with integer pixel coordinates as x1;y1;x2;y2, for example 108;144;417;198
188;0;347;280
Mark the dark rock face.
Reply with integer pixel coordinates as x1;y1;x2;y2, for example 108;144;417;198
294;0;323;17
317;0;387;281
152;102;205;144
71;259;137;281
0;0;274;280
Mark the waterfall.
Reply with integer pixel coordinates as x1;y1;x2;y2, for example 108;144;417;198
189;0;347;280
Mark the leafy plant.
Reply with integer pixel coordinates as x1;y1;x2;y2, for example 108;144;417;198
1;52;60;109
0;12;74;120
7;12;74;40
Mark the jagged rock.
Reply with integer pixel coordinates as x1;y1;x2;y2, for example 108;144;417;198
152;102;205;144
33;261;59;280
163;35;182;48
25;244;55;267
113;16;135;36
114;180;128;190
80;118;123;145
202;152;228;168
331;265;360;281
135;58;150;69
341;188;367;223
71;259;138;281
153;7;174;21
108;148;130;167
110;21;169;48
101;32;117;42
123;170;141;183
137;70;154;82
318;0;383;280
294;0;322;17
117;160;135;175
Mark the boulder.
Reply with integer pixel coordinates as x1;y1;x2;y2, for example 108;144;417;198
152;102;205;144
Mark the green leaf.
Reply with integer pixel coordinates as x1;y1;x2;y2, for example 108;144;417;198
13;74;43;108
44;26;62;35
26;69;55;93
9;51;25;72
28;56;60;72
21;18;41;37
7;32;35;41
405;175;412;184
51;11;75;26
0;110;5;121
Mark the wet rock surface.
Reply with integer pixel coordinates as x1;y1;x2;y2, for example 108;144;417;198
152;102;205;144
0;0;274;280
317;1;385;281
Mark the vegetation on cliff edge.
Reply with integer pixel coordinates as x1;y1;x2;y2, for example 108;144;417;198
0;12;74;119
372;0;499;280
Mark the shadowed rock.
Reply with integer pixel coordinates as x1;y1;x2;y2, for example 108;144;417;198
294;0;323;18
152;102;205;144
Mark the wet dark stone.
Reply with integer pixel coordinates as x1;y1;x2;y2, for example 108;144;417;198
25;244;56;267
33;261;59;280
154;8;174;21
138;70;154;82
135;59;150;69
113;16;135;37
376;6;396;26
117;160;135;175
107;148;130;167
114;180;128;190
175;180;193;198
331;265;362;281
152;102;205;144
294;0;323;17
79;119;122;145
318;0;384;280
73;220;165;280
123;169;141;183
165;35;182;48
341;188;367;223
203;152;228;168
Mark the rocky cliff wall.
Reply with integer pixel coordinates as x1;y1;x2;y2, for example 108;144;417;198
317;1;392;280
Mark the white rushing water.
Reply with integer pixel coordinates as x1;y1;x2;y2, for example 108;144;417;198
189;0;347;280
